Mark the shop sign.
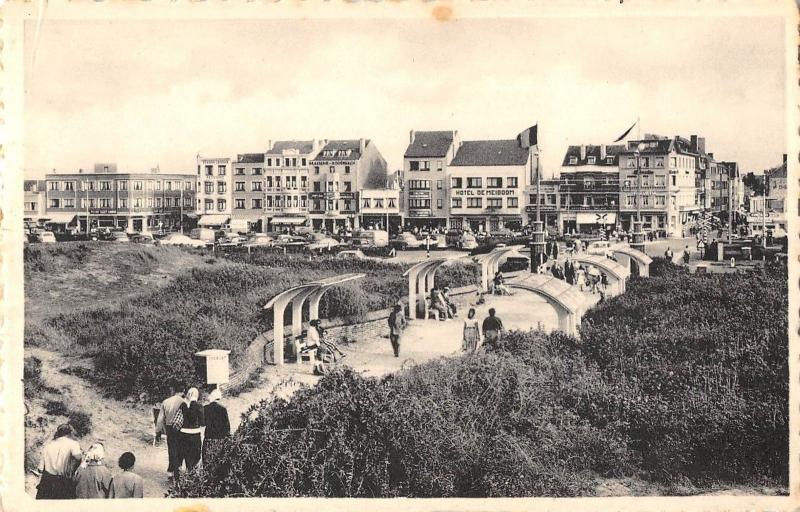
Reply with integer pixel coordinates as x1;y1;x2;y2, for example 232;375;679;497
454;189;516;197
89;208;118;214
408;210;432;217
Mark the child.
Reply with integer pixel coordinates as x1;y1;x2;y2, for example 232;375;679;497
109;452;143;498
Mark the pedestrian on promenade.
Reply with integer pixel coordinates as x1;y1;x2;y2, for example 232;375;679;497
683;246;691;265
177;387;204;475
462;307;481;352
665;247;674;261
155;382;186;481
481;308;504;349
202;388;231;468
73;443;112;499
388;303;406;357
442;287;458;318
36;423;83;499
109;452;144;499
600;272;609;293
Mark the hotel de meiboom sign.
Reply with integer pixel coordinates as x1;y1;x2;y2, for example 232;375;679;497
454;189;516;197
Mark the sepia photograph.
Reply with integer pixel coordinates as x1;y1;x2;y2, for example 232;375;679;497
1;1;796;510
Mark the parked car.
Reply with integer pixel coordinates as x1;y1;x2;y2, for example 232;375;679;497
159;233;207;248
244;234;274;247
217;235;244;248
390;232;423;250
274;234;307;248
308;237;340;252
31;231;57;243
337;249;366;260
459;232;479;250
130;233;155;244
352;229;389;249
109;231;130;243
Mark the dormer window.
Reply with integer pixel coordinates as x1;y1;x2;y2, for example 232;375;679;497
324;150;335;157
587;156;596;164
569;156;578;165
606;157;614;164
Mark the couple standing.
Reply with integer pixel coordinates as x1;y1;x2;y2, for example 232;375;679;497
462;307;504;352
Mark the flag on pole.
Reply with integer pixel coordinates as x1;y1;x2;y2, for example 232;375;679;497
613;121;638;142
516;124;538;148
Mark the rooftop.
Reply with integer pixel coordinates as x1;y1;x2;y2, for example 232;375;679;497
404;131;454;158
450;140;530;167
236;153;265;164
561;144;626;167
311;140;368;161
266;140;316;155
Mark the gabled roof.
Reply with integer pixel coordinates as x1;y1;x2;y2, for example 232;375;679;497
561;144;625;166
236;153;265;164
266;141;316;155
404;131;454;158
450;140;529;167
311;140;368;162
765;162;787;179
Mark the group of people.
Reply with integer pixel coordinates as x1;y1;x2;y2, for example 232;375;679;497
155;383;231;483
429;286;458;320
35;424;143;499
546;259;608;296
490;271;513;296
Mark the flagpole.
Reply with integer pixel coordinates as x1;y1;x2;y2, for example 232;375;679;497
535;147;541;223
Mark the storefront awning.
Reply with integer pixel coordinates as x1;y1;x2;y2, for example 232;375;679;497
229;219;251;231
271;216;307;225
43;213;77;224
198;214;230;226
576;212;616;225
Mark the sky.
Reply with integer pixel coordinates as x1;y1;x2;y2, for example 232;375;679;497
24;16;786;179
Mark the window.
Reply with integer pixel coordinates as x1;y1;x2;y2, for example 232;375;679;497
327;181;335;192
437;199;443;209
89;199;96;208
327;199;336;211
252;198;262;209
266;158;272;166
451;177;463;188
627;158;636;168
671;175;677;186
132;181;142;191
275;176;282;188
217;199;226;211
467;177;482;188
313;182;321;192
487;177;502;188
301;176;308;189
408;199;431;209
118;198;126;208
185;181;192;190
235;182;245;192
437;160;443;172
253;168;262;175
184;197;192;207
99;198;111;208
655;175;666;187
467;198;482;208
49;181;60;191
203;181;212;194
205;199;214;210
64;181;75;191
252;182;263;192
345;165;351;174
155;197;162;208
641;176;650;187
670;157;677;167
410;161;420;171
302;158;307;166
656;157;664;167
314;166;320;175
63;198;75;208
197;165;201;175
587;156;596;164
642;196;649;206
155;181;162;191
583;178;595;189
236;168;245;175
165;198;173;207
218;182;227;194
218;165;226;175
507;177;518;188
656;196;666;206
292;158;297;167
451;198;463;208
626;195;636;206
147;198;153;208
235;199;245;209
165;181;173;191
301;196;307;208
508;197;519;208
606;157;614;164
205;165;213;176
421;161;431;171
487;198;502;208
25;202;37;211
569;156;578;165
329;166;335;174
641;157;650;167
362;198;371;208
100;181;111;191
344;182;352;192
437;180;443;190
387;198;396;208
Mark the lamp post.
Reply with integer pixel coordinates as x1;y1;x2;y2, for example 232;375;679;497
630;144;646;252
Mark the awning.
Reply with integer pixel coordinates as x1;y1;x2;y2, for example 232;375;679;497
271;216;307;225
576;212;616;225
43;213;77;224
229;219;250;231
198;215;230;226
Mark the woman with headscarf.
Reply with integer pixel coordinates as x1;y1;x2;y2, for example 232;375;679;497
36;423;83;499
73;443;113;499
202;388;230;468
177;387;204;473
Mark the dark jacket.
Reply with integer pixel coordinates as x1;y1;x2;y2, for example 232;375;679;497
482;315;504;333
203;402;231;439
180;401;204;430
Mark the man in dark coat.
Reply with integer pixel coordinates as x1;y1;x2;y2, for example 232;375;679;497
388;303;406;357
202;388;231;468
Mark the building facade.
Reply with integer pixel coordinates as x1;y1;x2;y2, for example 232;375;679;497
360;187;401;232
264;140;319;232
401;130;459;231
765;154;787;213
231;153;266;233
448;140;530;233
44;163;195;232
553;144;623;234
308;139;387;232
24;180;47;223
196;156;232;227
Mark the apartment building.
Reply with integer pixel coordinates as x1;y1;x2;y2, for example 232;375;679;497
448;140;530;233
264;140;320;232
24;180;47;223
231;153;267;233
44;163;195;232
765;154;787;213
401;130;459;231
196;156;232;228
308;139;387;232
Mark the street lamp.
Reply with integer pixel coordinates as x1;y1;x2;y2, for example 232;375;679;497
630;143;646;252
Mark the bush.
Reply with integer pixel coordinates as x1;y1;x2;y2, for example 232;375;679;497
172;331;631;498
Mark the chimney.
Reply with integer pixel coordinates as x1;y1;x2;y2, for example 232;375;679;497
690;135;698;153
359;138;366;154
783;153;788;166
409;130;415;145
600;144;606;159
267;139;272;152
579;145;586;160
78;169;82;174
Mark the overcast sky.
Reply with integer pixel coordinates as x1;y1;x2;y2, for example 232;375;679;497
24;16;785;179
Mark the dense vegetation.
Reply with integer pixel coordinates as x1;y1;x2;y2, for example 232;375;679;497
172;258;788;497
25;246;479;400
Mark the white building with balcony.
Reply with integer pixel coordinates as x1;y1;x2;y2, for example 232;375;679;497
196;156;232;227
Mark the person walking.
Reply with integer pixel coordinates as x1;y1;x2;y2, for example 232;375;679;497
73;443;112;499
155;383;186;481
109;452;144;498
177;387;204;475
664;247;674;262
202;388;231;468
36;423;83;499
682;245;691;265
481;308;504;349
388;303;406;357
462;307;481;352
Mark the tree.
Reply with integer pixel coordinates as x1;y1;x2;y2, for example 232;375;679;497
742;172;765;196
